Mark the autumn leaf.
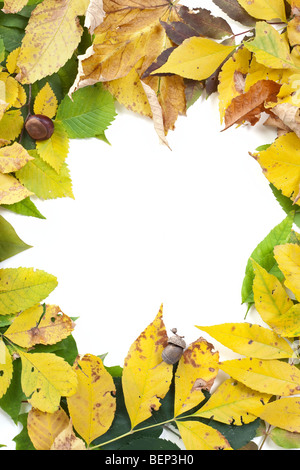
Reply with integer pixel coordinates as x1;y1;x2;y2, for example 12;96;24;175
122;305;172;429
67;354;116;445
0;142;34;173
174;337;219;417
212;0;256;27
223;79;281;130
0;267;58;316
193;378;271;425
0;214;31;262
16;0;90;84
0;337;13;400
236;0;287;22
219;358;300;396
176;420;232;450
257;397;300;433
2;0;28;14
33;83;58;119
0;173;33;205
27;407;70;450
274;243;300;301
50;419;86;450
196;322;294;359
4;304;75;348
36;121;69;174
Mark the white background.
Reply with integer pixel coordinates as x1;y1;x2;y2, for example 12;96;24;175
0;0;290;449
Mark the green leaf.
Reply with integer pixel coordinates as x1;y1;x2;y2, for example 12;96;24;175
0;215;31;261
270;184;300;229
56;84;116;139
1;197;46;219
241;212;294;305
0;358;24;424
270;427;300;449
119;437;180;450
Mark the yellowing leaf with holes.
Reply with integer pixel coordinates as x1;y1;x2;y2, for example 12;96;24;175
153;37;236;80
36;122;69;173
16;0;89;84
27;407;70;450
253;133;300;204
5;304;75;348
122;305;172;429
196;322;293;359
33;83;58;119
19;350;78;413
245;22;295;69
0;173;33;205
67;354;116;445
237;0;286;21
219;358;300;396
274;244;300;301
0;142;34;173
252;259;300;337
0;337;13;399
194;378;271;425
176;420;232;450
174;338;219;417
257;397;300;432
0;267;58;316
2;0;28;13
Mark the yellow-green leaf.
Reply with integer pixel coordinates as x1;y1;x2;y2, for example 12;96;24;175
176;420;232;450
0;173;33;205
33;83;58;119
67;354;116;445
0;109;23;143
257;397;300;432
193;378;271;425
4;304;74;348
274;243;300;301
236;0;286;21
36;121;69;173
16;0;90;84
153;37;236;81
219;358;300;396
19;350;77;413
196;322;294;359
0;267;58;315
0;142;34;173
27;407;70;450
6;47;20;75
0;337;13;399
174;338;219;417
245;22;295;69
122;305;173;428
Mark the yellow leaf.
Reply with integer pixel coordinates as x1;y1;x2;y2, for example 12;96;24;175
13;82;27;108
16;0;90;84
236;0;286;21
0;267;58;315
33;83;58;119
19;350;78;413
0;142;34;173
0;109;24;143
218;46;251;123
288;16;300;47
27;407;69;450
244;55;283;93
245;22;295;70
0;173;33;205
5;304;75;348
0;337;13;399
50;419;86;450
257;397;300;432
176;420;232;450
36;121;69;173
174;338;219;417
122;305;173;428
219;358;300;396
2;0;28;13
253;132;300;205
196;322;294;359
153;37;236;80
194;378;271;425
6;48;20;75
274;244;300;301
67;354;116;445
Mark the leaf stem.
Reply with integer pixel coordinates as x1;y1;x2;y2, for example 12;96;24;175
18;84;32;144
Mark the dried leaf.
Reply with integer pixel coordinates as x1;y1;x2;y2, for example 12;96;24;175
50;420;86;450
0;173;33;205
2;0;28;14
0;142;34;174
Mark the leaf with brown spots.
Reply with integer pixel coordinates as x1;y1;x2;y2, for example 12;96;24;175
67;354;116;445
174;337;219;417
122;305;173;428
27;407;70;450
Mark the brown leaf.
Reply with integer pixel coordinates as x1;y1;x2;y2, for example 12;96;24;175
271;102;300;138
223;79;281;130
50;420;86;450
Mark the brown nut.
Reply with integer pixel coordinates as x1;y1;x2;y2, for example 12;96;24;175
25;114;54;141
162;328;186;365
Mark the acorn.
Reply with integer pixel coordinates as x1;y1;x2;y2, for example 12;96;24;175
162;328;186;365
25;114;54;141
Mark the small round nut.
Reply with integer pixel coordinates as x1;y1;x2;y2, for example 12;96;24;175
25;114;54;141
162;328;186;365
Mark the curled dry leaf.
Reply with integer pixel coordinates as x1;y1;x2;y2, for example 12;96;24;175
50;420;86;450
